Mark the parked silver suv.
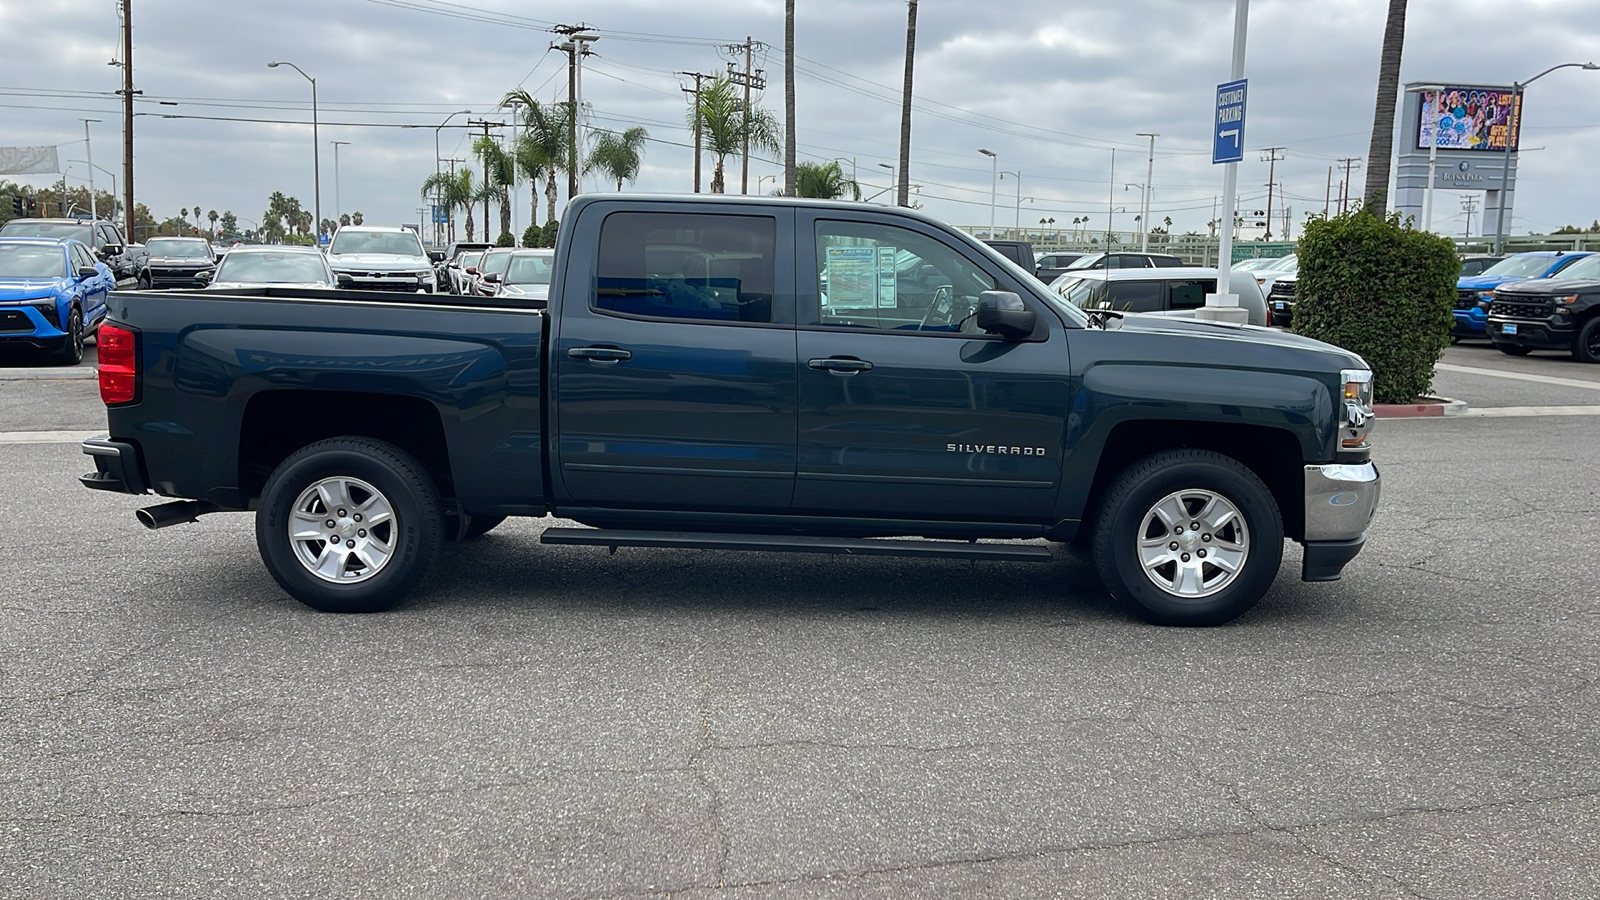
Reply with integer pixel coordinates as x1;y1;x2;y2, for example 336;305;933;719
325;226;435;292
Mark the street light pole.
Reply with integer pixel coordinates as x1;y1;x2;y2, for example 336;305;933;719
1136;132;1158;251
878;162;896;205
1492;62;1598;254
80;119;102;247
434;109;471;246
1406;85;1445;232
1000;171;1021;238
978;148;996;237
267;61;320;243
330;140;350;227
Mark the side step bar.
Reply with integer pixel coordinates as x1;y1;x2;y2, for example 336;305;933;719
539;527;1055;562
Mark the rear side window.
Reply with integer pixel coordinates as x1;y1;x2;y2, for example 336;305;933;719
1106;280;1163;312
1150;255;1184;267
595;212;775;323
1167;279;1214;310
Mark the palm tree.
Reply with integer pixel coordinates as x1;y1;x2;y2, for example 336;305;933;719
1362;0;1408;217
586;127;649;190
502;91;572;226
207;209;218;236
687;74;780;194
475;135;517;242
351;211;363;226
420;168;477;242
794;161;860;200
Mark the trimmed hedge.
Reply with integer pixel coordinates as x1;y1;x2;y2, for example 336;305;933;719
495;231;516;247
538;218;559;248
1292;210;1458;404
521;224;540;248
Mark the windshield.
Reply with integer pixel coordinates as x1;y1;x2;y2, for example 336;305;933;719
1265;255;1298;272
1063;254;1104;270
145;238;210;259
504;253;554;284
214;251;329;284
0;243;67;278
329;230;425;257
1481;255;1560;278
1550;255;1600;281
480;251;513;278
0;220;90;243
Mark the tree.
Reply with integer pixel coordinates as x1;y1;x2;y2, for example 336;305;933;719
420;168;478;241
794;160;860;200
207;209;218;235
898;0;918;208
585;126;649;190
503;91;572;226
219;210;238;236
783;0;796;196
351;211;363;226
475;134;517;243
687;74;780;194
339;213;351;228
1362;0;1408;217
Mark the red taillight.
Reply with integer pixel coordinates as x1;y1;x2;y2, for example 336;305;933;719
98;323;138;405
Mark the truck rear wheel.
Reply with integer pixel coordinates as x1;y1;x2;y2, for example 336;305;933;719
256;437;442;613
1091;449;1282;626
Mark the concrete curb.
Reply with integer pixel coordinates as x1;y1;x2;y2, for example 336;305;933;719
1375;395;1467;418
0;367;98;381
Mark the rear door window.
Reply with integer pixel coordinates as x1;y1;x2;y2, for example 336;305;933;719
594;212;776;323
1105;280;1163;312
1167;279;1214;310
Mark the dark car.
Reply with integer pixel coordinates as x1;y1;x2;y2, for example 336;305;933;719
983;240;1035;274
1458;255;1504;278
1486;253;1600;362
441;241;493;294
1064;251;1185;271
1034;252;1084;283
0;216;136;282
138;237;218;289
470;247;517;296
1453;251;1593;339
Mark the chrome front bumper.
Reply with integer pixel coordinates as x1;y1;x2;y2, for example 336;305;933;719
1300;462;1381;582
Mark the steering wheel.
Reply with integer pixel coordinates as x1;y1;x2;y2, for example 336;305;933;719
918;284;956;330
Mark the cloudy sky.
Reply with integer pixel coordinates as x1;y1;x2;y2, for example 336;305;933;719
4;0;1598;241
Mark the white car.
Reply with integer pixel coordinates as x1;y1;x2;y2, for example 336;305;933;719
494;249;555;305
1048;266;1269;326
204;245;339;289
325;226;436;292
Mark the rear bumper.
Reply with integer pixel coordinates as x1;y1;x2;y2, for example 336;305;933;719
1301;462;1380;581
80;436;148;494
1487;317;1574;350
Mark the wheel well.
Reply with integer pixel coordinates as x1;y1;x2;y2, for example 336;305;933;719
239;391;454;506
1083;420;1306;542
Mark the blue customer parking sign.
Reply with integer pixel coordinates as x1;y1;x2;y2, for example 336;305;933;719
1214;79;1247;164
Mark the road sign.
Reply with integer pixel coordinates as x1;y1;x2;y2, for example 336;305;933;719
317;232;330;245
1213;79;1248;164
1231;241;1295;264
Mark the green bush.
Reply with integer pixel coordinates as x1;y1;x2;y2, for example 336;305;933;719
495;231;516;247
521;224;540;248
539;218;559;248
1292;210;1457;404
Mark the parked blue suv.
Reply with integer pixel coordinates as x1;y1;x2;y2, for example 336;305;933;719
1453;251;1593;339
0;237;113;364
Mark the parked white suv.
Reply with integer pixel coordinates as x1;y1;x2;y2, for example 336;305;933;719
1047;267;1270;326
325;226;435;292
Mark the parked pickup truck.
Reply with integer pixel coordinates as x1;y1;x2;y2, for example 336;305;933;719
80;195;1381;626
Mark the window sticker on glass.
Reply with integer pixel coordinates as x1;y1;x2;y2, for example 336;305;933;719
825;246;877;309
876;245;898;308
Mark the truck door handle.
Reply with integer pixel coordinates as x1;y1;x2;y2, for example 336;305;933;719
567;347;632;362
808;357;873;373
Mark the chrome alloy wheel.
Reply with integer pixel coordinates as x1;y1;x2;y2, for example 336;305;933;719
288;476;398;584
1136;489;1249;599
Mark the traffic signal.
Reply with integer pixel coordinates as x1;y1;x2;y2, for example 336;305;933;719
9;196;21;216
24;198;38;214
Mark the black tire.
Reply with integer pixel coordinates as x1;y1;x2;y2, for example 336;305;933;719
50;307;84;366
256;437;442;613
137;273;151;291
1091;449;1283;626
1572;317;1600;364
1496;344;1532;357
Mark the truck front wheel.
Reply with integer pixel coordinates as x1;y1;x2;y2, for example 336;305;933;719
1573;317;1600;364
256;437;442;613
1091;450;1282;626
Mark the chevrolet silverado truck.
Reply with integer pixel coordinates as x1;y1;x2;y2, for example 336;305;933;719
80;195;1380;626
324;225;438;292
1485;252;1600;361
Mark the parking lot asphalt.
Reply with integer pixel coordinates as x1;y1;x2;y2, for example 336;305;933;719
1;342;1598;898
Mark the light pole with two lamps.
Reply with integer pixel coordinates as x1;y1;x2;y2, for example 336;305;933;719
978;148;997;238
267;61;321;243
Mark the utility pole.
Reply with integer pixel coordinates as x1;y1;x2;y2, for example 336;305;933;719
1259;147;1284;240
1336;157;1361;214
723;37;768;194
552;25;596;204
678;72;713;193
330;140;350;226
80;119;101;245
1106;147;1115;246
1281;199;1291;241
1135;132;1158;251
1460;195;1479;239
467;119;504;240
1324;166;1332;217
118;0;137;240
898;0;918;208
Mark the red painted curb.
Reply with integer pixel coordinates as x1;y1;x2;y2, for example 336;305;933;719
1375;402;1444;418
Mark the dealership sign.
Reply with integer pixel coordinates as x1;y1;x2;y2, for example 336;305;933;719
1416;86;1522;152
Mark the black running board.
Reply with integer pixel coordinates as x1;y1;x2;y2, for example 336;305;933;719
539;527;1055;562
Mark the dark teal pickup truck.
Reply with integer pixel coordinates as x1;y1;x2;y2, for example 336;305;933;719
81;195;1380;625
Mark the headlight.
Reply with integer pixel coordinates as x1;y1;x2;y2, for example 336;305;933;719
1339;368;1374;450
1554;294;1580;306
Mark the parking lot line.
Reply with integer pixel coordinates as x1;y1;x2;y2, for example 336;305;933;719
1459;405;1600;418
0;430;100;444
1435;363;1600;392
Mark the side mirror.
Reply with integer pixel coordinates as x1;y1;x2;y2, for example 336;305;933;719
976;291;1037;340
336;272;354;287
77;266;100;280
195;269;214;283
465;266;478;275
916;264;937;283
100;244;124;257
427;249;446;263
484;273;501;283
